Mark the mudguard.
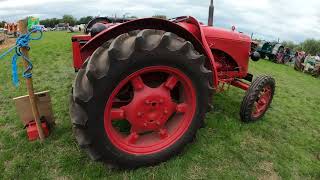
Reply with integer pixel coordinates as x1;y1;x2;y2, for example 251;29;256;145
80;17;218;87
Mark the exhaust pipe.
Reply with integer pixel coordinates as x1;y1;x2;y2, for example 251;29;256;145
208;0;214;26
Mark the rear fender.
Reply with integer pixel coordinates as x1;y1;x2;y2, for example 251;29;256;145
81;17;218;87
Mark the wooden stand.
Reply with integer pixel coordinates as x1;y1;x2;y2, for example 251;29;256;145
13;91;54;127
18;18;45;141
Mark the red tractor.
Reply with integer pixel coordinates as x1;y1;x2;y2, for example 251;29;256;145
70;1;275;168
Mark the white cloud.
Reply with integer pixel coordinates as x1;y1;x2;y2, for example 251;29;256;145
0;0;319;42
217;0;320;42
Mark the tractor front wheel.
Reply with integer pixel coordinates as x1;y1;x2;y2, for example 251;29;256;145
70;30;212;168
268;55;276;62
240;76;275;122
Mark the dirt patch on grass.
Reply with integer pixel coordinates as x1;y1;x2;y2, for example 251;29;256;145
0;38;16;51
185;164;209;180
258;161;281;180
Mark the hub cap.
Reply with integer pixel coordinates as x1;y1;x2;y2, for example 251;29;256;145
252;85;272;118
104;66;196;155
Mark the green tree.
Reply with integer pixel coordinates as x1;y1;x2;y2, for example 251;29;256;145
0;21;6;28
78;16;93;25
282;40;298;50
40;18;61;28
62;15;77;26
301;39;320;55
294;44;303;52
40;19;51;28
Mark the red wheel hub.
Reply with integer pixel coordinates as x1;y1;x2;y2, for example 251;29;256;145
104;66;196;155
124;85;177;133
252;85;272;118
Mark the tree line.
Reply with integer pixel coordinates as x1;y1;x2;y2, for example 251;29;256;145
39;14;140;28
0;15;92;28
1;14;162;29
282;39;320;56
39;15;93;28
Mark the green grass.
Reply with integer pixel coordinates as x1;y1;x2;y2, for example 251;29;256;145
0;32;319;179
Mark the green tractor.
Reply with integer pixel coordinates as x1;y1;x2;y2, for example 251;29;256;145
256;41;284;61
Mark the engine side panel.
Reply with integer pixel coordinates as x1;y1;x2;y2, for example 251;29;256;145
203;26;251;75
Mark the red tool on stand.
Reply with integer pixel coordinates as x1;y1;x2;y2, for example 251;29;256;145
0;17;54;141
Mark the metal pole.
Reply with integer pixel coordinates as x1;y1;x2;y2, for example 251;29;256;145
208;0;214;26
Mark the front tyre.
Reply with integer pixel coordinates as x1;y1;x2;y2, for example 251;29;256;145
240;76;275;122
70;30;212;168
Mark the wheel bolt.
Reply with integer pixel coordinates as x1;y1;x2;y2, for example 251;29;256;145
145;100;150;104
164;110;168;114
159;129;168;139
137;112;143;117
156;121;161;126
143;123;148;127
177;106;182;112
159;99;164;103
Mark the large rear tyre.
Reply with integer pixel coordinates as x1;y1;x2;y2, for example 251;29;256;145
70;30;213;168
240;76;275;122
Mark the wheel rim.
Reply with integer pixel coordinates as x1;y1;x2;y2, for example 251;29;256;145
104;66;196;155
252;85;272;118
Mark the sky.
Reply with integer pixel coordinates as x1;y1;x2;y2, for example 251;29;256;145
0;0;319;42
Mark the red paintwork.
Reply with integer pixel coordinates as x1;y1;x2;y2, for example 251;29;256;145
71;16;252;89
177;18;220;86
252;85;272;118
203;26;251;74
72;35;91;70
178;23;251;75
231;80;250;91
27;121;49;141
104;66;196;154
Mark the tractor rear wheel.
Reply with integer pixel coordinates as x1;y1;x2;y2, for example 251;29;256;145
70;30;212;168
240;76;275;122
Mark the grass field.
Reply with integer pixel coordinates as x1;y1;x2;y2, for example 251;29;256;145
0;32;319;179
